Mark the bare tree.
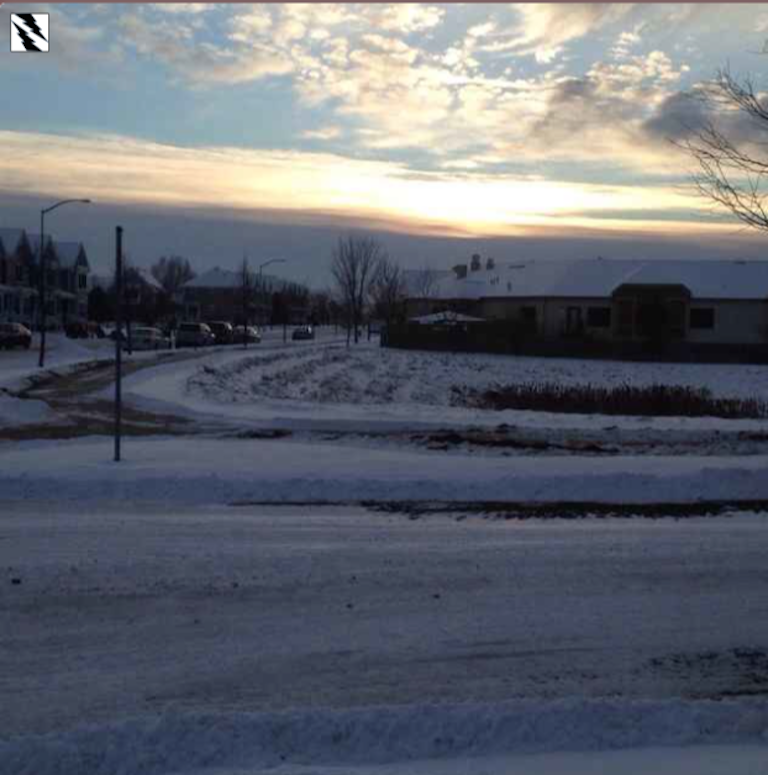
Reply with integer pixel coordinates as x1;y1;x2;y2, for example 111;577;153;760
410;265;441;300
370;257;407;328
330;235;385;345
151;255;196;296
677;66;768;232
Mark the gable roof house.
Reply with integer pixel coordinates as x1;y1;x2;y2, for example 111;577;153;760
402;256;768;362
27;235;90;327
0;228;36;326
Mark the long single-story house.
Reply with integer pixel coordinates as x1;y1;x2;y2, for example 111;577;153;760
400;255;768;361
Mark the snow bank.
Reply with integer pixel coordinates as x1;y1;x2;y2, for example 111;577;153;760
2;436;768;505
2;699;767;775
0;392;51;426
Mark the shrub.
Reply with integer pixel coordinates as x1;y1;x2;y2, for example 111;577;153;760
451;381;768;419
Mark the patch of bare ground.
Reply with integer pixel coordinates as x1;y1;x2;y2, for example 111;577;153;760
227;499;768;519
1;351;205;441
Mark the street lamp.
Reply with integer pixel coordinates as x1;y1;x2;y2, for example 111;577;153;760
38;198;92;368
258;259;286;331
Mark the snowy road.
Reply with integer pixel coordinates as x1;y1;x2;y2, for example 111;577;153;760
3;505;768;743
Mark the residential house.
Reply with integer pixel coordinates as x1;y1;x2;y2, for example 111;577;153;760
27;235;91;328
0;228;36;326
178;266;283;324
401;255;768;361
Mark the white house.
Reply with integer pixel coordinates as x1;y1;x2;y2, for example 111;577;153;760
403;256;768;357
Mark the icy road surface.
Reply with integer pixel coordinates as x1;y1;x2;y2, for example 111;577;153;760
3;504;768;742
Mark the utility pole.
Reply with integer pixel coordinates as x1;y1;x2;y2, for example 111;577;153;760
114;226;123;463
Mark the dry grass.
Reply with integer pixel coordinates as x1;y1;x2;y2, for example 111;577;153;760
451;382;768;419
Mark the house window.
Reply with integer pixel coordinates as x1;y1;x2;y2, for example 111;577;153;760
521;306;536;322
78;274;87;290
690;307;715;330
16;265;23;282
587;307;611;328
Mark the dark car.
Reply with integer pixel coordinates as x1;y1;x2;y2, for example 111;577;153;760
232;325;261;344
291;325;315;341
208;321;234;345
0;322;32;350
176;322;215;348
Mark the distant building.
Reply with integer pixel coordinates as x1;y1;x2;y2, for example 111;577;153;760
27;236;91;327
0;228;36;327
178;266;283;324
400;256;768;361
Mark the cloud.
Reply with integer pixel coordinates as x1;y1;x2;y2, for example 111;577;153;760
301;126;343;141
0;130;732;239
117;8;294;85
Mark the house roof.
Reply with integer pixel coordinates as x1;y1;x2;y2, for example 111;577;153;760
410;311;486;325
133;268;164;292
184;267;242;289
0;228;26;255
432;258;768;302
183;266;284;290
52;241;88;269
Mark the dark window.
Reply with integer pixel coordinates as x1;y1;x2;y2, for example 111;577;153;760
78;274;87;290
690;308;715;330
521;306;536;322
587;307;611;328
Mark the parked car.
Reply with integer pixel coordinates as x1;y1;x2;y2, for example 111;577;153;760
176;322;215;348
65;321;90;339
232;325;262;344
0;322;32;350
131;326;172;351
291;325;315;341
207;321;234;345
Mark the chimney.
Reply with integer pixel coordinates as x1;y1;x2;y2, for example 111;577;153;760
470;253;482;272
452;264;467;280
486;257;495;271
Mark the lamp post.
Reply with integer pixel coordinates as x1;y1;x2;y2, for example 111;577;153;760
258;258;286;333
38;198;92;368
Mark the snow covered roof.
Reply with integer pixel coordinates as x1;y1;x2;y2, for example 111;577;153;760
52;241;88;269
184;267;242;289
410;311;486;325
432;258;768;301
182;266;285;290
0;228;26;255
133;267;164;292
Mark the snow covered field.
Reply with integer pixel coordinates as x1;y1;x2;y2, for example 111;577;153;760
1;504;767;773
3;337;768;773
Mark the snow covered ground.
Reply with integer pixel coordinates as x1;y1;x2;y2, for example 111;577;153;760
3;337;768;773
1;504;767;773
118;339;768;436
3;434;768;504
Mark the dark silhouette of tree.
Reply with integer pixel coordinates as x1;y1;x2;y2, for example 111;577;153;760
87;286;113;323
370;257;407;327
151;255;196;296
677;66;768;232
330;235;385;345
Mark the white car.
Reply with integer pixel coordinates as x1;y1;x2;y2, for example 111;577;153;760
130;327;172;350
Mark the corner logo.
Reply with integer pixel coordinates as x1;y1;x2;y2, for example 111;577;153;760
11;13;48;52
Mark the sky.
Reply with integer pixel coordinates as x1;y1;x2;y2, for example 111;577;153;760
2;3;768;285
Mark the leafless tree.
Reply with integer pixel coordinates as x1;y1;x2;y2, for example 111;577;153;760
151;255;196;296
330;235;385;345
370;257;407;327
677;66;768;232
410;265;441;300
